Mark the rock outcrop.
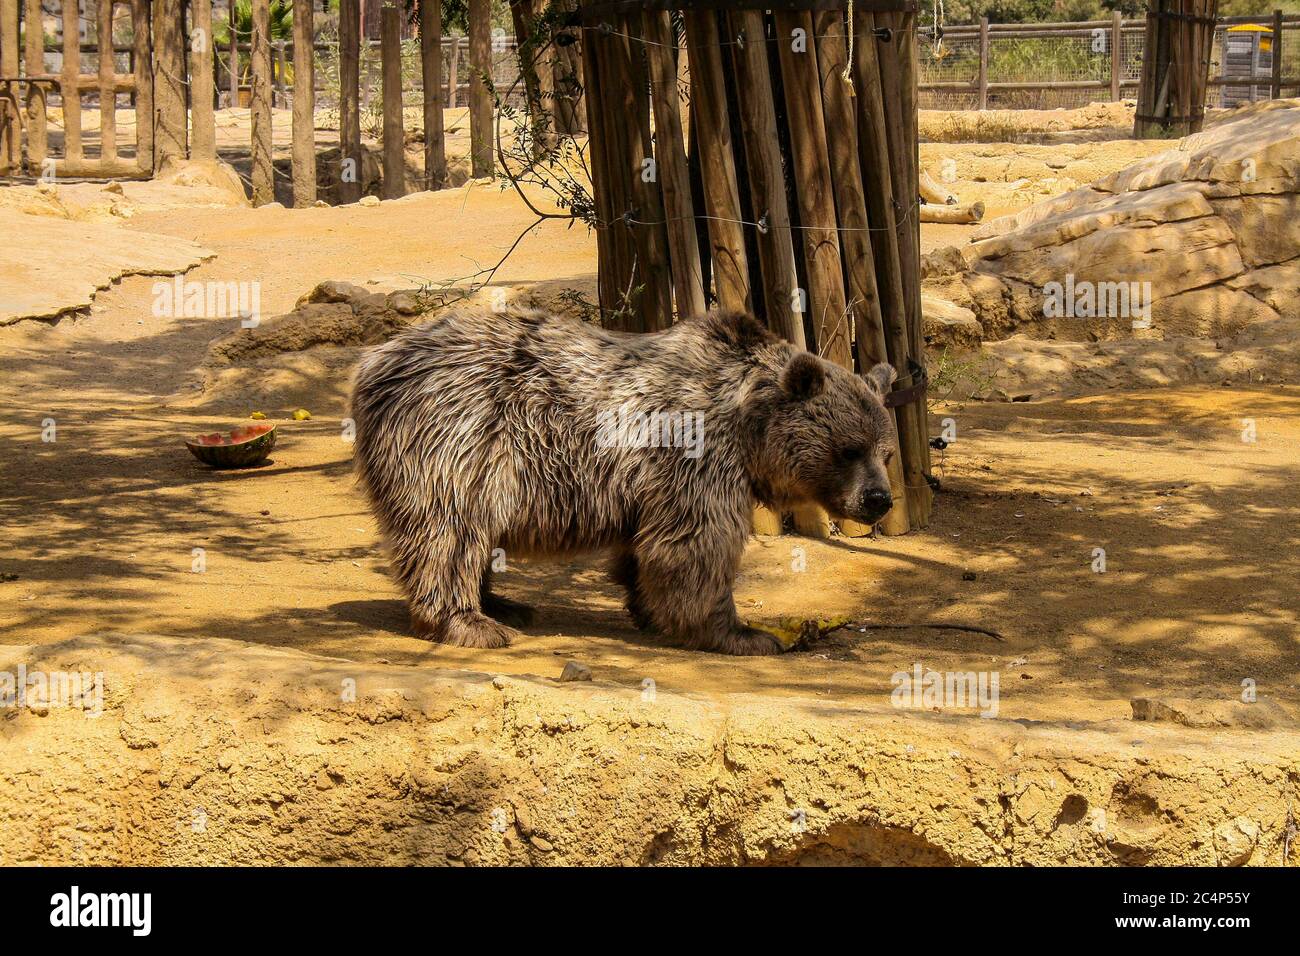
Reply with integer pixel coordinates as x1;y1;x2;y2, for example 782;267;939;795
923;101;1300;399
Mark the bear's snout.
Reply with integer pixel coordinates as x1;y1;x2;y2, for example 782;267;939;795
856;487;893;524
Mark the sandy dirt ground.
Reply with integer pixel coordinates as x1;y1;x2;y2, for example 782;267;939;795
2;106;1298;865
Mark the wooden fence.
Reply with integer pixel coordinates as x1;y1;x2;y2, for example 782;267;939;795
919;12;1299;111
0;0;583;203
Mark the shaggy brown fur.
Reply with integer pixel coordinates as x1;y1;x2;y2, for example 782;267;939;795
350;308;898;655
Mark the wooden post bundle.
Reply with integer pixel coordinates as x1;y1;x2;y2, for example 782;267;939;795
380;5;405;200
1134;0;1219;138
581;0;932;535
339;0;363;203
467;0;494;177
250;0;274;205
420;0;448;190
293;0;318;205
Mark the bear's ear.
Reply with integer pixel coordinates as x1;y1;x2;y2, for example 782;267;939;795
863;362;897;398
780;352;826;401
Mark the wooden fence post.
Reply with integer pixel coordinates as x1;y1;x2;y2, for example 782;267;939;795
468;0;493;177
0;0;16;175
133;0;154;172
339;0;363;202
643;9;705;320
191;0;217;160
63;0;84;164
420;0;447;189
1111;10;1123;101
0;0;15;84
447;38;459;108
250;0;274;204
229;12;239;108
380;4;405;199
1272;9;1283;100
978;17;990;110
684;8;751;314
292;0;317;204
24;0;46;173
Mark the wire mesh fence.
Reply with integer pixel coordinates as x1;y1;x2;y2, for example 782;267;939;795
918;17;1300;111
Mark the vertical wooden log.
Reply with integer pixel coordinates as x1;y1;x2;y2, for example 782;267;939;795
643;10;705;320
552;0;583;135
509;0;553;155
250;0;274;204
292;0;316;204
153;0;189;165
23;0;45;173
446;36;459;108
380;4;404;199
1;0;19;173
1272;9;1283;100
133;0;154;171
191;0;217;160
853;11;930;533
419;0;446;189
725;9;801;346
607;13;672;331
25;84;47;170
22;0;40;76
684;9;750;313
1111;10;1123;101
773;9;850;366
339;0;362;202
977;16;989;110
467;0;493;177
62;0;83;163
97;0;117;160
578;5;624;321
0;0;16;82
229;2;238;108
876;10;931;528
814;10;908;536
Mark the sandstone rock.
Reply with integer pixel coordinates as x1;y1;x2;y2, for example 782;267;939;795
558;661;592;683
358;195;381;208
1227;259;1300;315
922;294;982;350
1213;816;1259;867
1130;696;1293;730
1210;193;1300;268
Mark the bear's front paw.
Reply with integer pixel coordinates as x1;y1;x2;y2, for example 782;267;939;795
416;611;519;648
706;626;786;657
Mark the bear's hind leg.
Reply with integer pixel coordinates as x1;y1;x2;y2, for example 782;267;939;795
480;571;536;628
634;539;783;656
398;530;519;649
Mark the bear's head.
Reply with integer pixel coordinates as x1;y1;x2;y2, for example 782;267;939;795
745;351;899;526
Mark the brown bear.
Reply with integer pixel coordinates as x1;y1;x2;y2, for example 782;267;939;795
350;307;897;656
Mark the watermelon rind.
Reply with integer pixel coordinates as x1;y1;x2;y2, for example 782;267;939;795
185;425;277;469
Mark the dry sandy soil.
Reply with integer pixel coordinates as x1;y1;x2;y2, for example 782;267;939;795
1;107;1297;865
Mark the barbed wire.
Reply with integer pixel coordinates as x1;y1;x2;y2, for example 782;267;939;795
599;197;923;236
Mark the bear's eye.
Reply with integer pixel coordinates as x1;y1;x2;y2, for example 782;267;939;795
841;446;867;463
